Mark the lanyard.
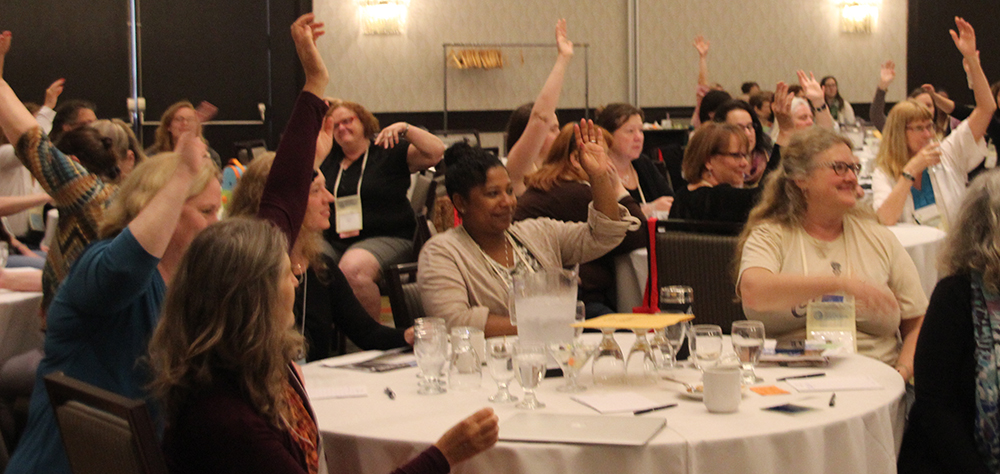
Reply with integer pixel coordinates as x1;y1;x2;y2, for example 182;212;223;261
333;146;370;198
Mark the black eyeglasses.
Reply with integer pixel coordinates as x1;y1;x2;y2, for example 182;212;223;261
824;161;862;176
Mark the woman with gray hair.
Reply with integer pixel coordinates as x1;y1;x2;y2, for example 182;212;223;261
897;169;1000;473
736;126;926;378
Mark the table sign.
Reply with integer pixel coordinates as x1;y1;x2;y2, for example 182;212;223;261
572;313;694;330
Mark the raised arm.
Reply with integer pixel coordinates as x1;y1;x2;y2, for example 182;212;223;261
0;33;42;145
375;122;445;172
870;61;894;130
694;35;710;87
507;19;573;196
949;17;996;141
798;71;835;129
257;13;329;249
921;83;955;115
575;119;620;220
771;82;795;147
0;31;9;79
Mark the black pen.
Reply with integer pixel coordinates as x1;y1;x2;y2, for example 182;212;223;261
384;387;396;400
829;393;836;407
776;372;826;382
634;404;677;415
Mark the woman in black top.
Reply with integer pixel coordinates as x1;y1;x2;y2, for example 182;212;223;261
594;103;674;217
671;122;759;223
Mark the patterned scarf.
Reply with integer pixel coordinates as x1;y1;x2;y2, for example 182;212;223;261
970;272;1000;471
283;379;320;474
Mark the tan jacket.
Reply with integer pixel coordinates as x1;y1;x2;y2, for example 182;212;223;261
417;203;637;330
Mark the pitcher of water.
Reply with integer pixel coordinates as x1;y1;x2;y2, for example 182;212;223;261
510;269;577;347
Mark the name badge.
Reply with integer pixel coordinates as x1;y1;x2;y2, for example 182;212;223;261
335;195;363;237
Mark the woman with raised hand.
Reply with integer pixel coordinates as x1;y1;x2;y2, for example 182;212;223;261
872;17;995;227
145;99;222;167
737;126;925;378
419;119;637;336
505;18;574;197
897;170;1000;474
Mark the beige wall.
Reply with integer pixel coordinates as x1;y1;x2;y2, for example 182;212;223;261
315;0;907;113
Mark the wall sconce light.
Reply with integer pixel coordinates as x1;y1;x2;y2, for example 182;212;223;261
840;1;877;34
360;0;409;35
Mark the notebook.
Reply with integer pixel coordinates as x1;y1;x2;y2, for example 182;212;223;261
499;413;666;446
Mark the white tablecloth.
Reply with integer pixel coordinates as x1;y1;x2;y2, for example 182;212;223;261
0;289;43;367
303;334;905;474
614;249;648;312
886;224;945;298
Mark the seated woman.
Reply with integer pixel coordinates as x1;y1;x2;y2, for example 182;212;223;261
821;75;856;125
514;123;646;318
145;99;222;167
318;99;445;319
418;121;637;336
593;103;673;217
670;122;759;223
504;19;573;196
737;126;926;378
872;18;994;227
149;218;499;474
229;151;411;362
897;170;1000;474
712;100;776;187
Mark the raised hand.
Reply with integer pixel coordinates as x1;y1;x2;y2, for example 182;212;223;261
797;70;824;104
194;101;218;124
44;78;65;109
374;121;410;149
174;130;208;177
0;31;11;57
573;119;611;179
693;35;709;57
771;82;794;129
949;16;977;58
555;19;573;58
290;13;329;95
434;408;499;467
878;61;895;90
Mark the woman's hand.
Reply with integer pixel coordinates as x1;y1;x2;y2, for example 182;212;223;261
194;101;218;124
375;122;410;149
44;78;65;109
0;31;11;78
797;70;824;106
693;35;709;57
434;408;500;467
772;82;795;131
555;18;573;58
573;119;612;180
949;16;977;59
845;278;900;320
903;142;942;176
290;13;328;96
175;131;208;178
877;61;895;91
640;196;673;219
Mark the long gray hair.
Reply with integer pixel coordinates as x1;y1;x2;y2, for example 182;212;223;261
939;169;1000;291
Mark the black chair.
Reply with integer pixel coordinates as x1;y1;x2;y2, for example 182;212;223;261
44;372;167;474
386;263;425;330
653;219;745;333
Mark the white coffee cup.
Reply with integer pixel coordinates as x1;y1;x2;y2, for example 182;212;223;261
703;366;742;413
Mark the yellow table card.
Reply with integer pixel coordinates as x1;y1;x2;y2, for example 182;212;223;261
571;313;694;330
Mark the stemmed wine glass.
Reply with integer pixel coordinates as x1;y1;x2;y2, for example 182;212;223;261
592;328;625;385
486;337;518;403
413;317;448;395
548;339;596;392
625;329;657;385
690;324;723;370
659;322;687;370
731;321;765;385
513;343;547;409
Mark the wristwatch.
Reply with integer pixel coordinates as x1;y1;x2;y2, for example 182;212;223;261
901;171;916;182
814;102;828;113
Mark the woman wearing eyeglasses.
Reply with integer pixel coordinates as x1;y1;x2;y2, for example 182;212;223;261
670;122;762;223
737;126;926;377
872;18;995;227
712;100;776;187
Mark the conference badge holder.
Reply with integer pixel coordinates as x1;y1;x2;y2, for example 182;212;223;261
336;195;363;239
805;294;857;354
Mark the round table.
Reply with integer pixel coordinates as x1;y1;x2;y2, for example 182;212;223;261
886;224;945;298
303;334;905;474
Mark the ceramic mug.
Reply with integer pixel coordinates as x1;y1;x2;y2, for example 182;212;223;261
703;366;741;413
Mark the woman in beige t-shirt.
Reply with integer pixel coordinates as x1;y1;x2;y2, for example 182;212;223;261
736;127;926;381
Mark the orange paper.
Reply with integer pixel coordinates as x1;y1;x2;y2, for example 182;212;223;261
750;385;790;396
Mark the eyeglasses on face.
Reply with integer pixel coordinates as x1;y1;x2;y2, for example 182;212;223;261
334;116;357;128
905;123;935;134
824;161;862;176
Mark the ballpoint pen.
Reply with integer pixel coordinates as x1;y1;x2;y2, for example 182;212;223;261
384;387;396;400
634;404;678;415
776;372;826;382
829;393;836;407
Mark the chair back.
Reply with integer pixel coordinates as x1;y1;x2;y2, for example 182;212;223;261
654;219;745;333
44;372;167;474
386;263;425;330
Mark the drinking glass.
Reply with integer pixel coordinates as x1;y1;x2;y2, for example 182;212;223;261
548;339;596;392
591;328;625;385
655;322;687;370
690;324;723;370
625;329;657;385
731;321;765;385
486;338;518;403
413;317;448;395
513;343;548;409
574;301;586;337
